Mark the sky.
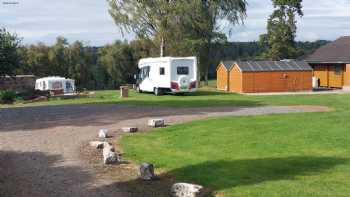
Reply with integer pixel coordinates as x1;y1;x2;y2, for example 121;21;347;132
1;0;350;46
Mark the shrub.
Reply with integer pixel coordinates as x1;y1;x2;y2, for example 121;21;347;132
0;90;17;104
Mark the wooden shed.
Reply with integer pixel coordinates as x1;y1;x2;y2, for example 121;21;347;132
306;36;350;89
216;62;231;91
217;60;313;93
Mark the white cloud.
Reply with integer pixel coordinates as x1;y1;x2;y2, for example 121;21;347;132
1;0;350;45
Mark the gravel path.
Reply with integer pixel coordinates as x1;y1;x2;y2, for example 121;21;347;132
0;104;330;197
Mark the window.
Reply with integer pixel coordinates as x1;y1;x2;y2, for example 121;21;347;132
177;66;189;75
160;67;165;75
66;82;72;90
140;66;150;80
335;66;342;75
52;81;62;90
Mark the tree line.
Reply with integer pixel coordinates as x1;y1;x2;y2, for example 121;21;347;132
1;0;331;90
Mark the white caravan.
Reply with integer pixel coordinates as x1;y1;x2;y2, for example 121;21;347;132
136;57;198;95
35;76;75;94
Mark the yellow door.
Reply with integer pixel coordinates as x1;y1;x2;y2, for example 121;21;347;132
328;65;343;88
313;65;328;87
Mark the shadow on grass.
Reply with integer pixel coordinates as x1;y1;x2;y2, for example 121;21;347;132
166;156;348;191
2;150;347;197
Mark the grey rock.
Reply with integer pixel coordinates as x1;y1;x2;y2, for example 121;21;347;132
139;163;156;180
103;143;119;164
148;119;165;127
122;127;138;133
98;129;109;138
170;183;204;197
89;141;105;149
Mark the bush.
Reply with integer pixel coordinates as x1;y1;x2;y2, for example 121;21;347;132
0;90;17;104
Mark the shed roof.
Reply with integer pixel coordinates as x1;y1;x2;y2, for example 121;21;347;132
220;61;235;70
306;36;350;63
234;60;312;72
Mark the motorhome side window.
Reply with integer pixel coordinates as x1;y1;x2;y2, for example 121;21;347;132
160;67;165;75
177;66;189;75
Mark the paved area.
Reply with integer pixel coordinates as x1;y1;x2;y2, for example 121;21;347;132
0;104;330;197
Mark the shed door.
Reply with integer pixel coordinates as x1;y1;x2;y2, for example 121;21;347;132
328;65;343;88
313;65;328;87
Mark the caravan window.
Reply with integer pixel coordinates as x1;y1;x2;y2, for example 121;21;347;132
160;67;165;75
177;66;189;75
66;81;72;90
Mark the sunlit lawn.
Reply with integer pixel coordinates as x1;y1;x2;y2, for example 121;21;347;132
121;93;350;196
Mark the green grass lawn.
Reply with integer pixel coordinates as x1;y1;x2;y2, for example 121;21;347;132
121;93;350;196
1;87;348;109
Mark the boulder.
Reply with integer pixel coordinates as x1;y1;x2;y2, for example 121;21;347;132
139;163;156;180
170;183;204;197
148;119;165;128
89;141;105;149
103;143;119;164
98;129;109;138
122;127;138;133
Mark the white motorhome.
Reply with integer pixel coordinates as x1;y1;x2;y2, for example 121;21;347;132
136;57;198;95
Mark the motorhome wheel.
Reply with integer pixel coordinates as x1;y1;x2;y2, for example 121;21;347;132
136;86;142;93
154;88;162;96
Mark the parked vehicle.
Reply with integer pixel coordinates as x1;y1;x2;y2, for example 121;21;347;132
35;76;75;95
136;57;198;95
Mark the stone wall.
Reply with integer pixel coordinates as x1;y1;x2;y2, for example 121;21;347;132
0;75;36;92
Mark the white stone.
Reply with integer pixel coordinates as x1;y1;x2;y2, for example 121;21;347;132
148;119;165;127
89;141;105;149
98;129;109;138
102;143;119;164
122;127;138;133
170;183;204;197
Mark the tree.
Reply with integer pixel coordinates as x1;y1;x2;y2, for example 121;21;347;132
169;0;247;84
68;41;91;88
19;43;51;76
98;41;137;88
108;0;177;57
48;37;70;76
0;28;21;76
260;0;303;60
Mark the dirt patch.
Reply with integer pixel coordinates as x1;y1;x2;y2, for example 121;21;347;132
79;141;175;197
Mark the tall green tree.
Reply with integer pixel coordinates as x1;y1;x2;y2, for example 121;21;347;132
68;41;91;88
260;0;303;60
167;0;247;83
20;43;51;76
48;37;70;76
108;0;177;57
0;28;21;76
98;41;137;88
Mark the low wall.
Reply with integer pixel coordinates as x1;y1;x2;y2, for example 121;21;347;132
0;75;36;92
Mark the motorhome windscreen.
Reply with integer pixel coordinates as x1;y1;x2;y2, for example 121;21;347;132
177;67;189;75
140;66;150;79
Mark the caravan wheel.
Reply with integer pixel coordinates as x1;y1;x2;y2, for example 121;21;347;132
154;88;162;96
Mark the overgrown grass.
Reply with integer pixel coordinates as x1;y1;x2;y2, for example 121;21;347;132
121;94;350;196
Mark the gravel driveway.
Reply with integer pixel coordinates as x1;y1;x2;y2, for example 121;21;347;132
0;104;330;197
